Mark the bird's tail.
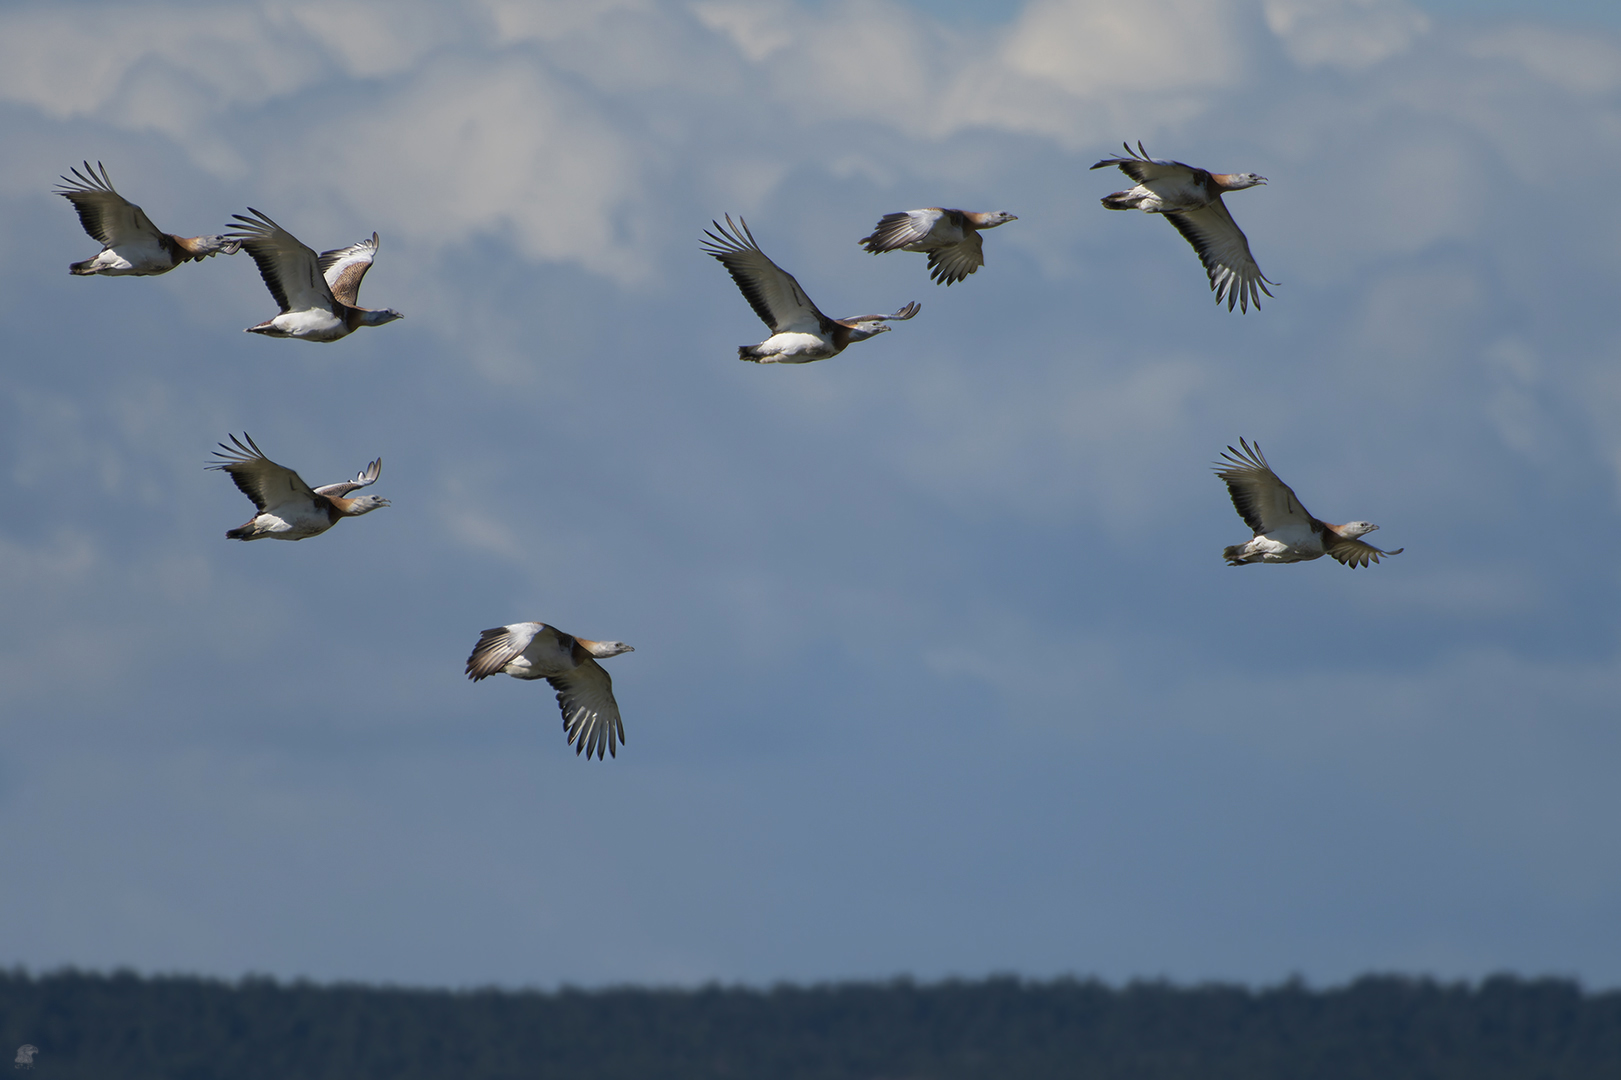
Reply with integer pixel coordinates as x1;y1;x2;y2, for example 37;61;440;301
1101;192;1140;211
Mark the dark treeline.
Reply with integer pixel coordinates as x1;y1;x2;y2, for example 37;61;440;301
2;968;1620;1079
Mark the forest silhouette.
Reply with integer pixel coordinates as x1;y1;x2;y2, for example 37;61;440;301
3;968;1620;1078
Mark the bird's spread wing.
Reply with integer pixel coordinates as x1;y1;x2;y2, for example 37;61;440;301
859;209;945;253
1213;439;1313;535
1089;141;1196;186
1164;201;1275;312
836;301;921;326
926;231;984;285
227;208;333;314
702;215;828;334
465;622;547;681
318;233;379;307
55;161;164;248
549;658;624;760
313;456;382;498
207;433;318;512
1326;537;1404;569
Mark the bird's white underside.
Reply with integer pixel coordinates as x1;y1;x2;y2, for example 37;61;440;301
261;310;348;340
244;508;331;539
83;238;170;275
751;331;836;363
1233;526;1325;562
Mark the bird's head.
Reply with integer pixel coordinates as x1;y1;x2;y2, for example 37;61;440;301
361;308;404;327
977;211;1019;228
1228;172;1267;190
351;495;391;515
844;321;893;342
198;235;243;256
1339;521;1378;539
580;639;635;658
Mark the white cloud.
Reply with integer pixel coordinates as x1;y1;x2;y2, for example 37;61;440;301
0;528;98;591
1003;0;1247;96
482;0;656;45
0;2;659;275
691;0;798;62
1464;24;1621;96
1482;337;1555;460
893;356;1213;526
1352;265;1484;383
694;0;1255;147
299;55;650;280
0;6;325;123
1574;345;1621;503
443;509;527;563
696;0;983;140
267;0;474;78
1264;0;1429;71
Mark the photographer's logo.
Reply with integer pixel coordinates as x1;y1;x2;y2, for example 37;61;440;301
13;1046;37;1070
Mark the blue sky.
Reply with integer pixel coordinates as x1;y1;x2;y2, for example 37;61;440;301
1416;0;1621;28
2;0;1620;990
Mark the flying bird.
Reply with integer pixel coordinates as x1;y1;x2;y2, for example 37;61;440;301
56;161;239;276
858;208;1018;285
1214;439;1402;567
1092;142;1275;312
466;622;635;759
208;433;388;541
703;215;919;363
226;209;402;341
